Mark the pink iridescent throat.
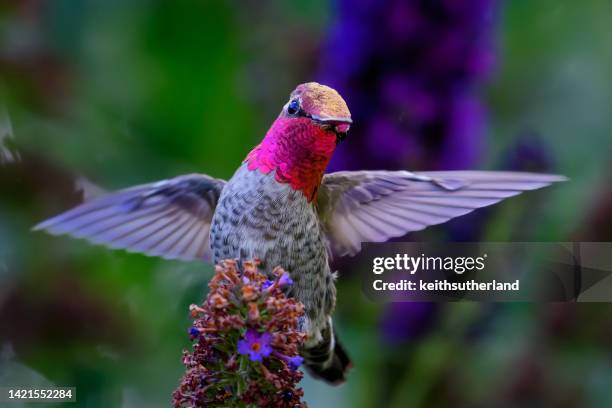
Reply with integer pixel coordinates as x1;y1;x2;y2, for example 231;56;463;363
245;116;337;202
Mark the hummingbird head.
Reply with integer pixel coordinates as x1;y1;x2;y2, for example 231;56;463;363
283;82;352;142
245;82;352;201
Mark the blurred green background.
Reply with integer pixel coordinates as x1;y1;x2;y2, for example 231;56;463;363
1;1;612;407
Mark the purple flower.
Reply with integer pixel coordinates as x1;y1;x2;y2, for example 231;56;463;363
176;261;306;406
278;272;294;287
189;327;200;338
237;329;273;362
261;279;274;290
319;0;498;172
274;351;304;370
287;355;304;370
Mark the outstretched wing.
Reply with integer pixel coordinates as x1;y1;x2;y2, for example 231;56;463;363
34;174;226;262
317;170;567;257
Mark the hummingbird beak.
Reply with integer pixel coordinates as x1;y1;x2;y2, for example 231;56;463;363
311;115;352;142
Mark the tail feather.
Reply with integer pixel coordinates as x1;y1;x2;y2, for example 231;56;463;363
302;318;351;385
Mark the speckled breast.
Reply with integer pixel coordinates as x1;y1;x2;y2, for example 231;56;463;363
209;164;335;321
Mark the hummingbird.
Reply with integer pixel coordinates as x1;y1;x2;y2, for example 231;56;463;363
34;82;566;384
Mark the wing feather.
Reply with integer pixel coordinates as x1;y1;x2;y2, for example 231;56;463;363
34;174;226;262
318;170;566;257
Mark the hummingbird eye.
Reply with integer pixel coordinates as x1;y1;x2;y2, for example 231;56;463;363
287;99;300;115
